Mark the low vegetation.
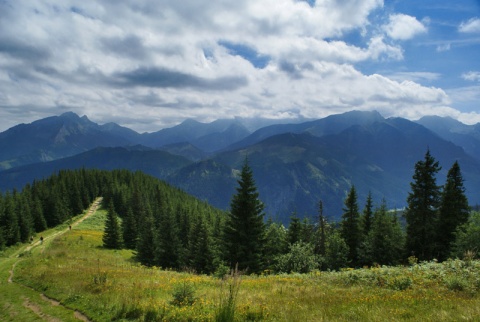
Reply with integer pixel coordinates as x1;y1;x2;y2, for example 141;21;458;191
6;206;480;321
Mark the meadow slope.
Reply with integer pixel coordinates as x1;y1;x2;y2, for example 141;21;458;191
3;199;480;321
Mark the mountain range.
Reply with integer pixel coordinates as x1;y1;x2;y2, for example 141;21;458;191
1;110;480;223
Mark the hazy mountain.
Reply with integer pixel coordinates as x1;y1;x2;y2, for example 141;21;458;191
140;118;251;152
168;116;480;223
2;110;480;223
0;112;140;170
224;110;385;151
0;146;191;191
417;116;480;161
0;112;250;170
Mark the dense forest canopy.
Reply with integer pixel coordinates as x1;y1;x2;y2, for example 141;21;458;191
0;151;478;274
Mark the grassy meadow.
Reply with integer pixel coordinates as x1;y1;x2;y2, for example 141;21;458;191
4;206;480;321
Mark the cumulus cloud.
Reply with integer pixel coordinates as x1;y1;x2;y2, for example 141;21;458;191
459;18;480;33
0;0;467;132
383;14;428;40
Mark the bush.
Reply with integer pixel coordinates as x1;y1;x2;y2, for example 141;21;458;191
274;242;318;274
170;282;196;307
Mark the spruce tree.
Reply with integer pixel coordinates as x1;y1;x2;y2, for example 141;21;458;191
122;208;138;249
315;200;327;257
136;212;156;266
223;158;266;273
340;185;361;266
287;213;302;245
102;201;123;249
154;206;183;269
369;199;404;265
405;149;441;261
437;161;470;260
362;192;374;236
188;216;214;274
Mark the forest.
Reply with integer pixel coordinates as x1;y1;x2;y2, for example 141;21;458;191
0;149;478;275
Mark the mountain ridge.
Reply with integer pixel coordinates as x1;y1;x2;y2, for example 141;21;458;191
1;110;480;222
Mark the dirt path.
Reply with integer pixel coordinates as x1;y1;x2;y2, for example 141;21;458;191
6;197;102;321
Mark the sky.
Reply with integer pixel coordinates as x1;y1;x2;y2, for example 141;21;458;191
0;0;479;133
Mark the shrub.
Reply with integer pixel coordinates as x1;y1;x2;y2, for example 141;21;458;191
170;281;197;307
274;242;318;274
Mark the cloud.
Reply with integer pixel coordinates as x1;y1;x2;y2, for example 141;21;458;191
387;72;441;83
383;14;427;40
114;67;248;91
0;0;470;132
459;18;480;33
436;43;451;52
462;71;480;82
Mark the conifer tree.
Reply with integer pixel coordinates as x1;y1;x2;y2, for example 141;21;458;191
287;213;302;245
437;161;470;260
155;206;183;269
136;212;156;266
264;219;288;269
122;207;138;249
103;201;123;249
188;216;214;274
31;197;47;232
340;185;361;266
405;149;441;261
315;200;327;257
223;158;266;273
368;199;404;265
362;192;374;236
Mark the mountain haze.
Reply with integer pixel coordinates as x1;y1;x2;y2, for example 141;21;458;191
1;111;480;222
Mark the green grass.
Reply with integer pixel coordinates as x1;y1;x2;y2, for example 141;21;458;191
4;203;480;321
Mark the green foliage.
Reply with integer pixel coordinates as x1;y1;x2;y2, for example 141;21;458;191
363;200;404;266
102;201;123;249
215;269;241;322
324;230;349;270
438;161;470;260
405;149;441;261
274;242;318;274
263;220;288;269
170;282;197;307
340;185;361;266
451;211;480;258
223;158;266;273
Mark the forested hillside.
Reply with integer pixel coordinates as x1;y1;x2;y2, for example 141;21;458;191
0;169;226;274
1;149;479;275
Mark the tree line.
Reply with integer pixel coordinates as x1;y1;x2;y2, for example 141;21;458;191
0;150;478;275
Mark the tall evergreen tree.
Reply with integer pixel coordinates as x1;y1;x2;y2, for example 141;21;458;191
154;206;183;269
405;149;441;261
136;212;156;266
102;201;123;249
287;213;302;245
340;185;361;266
223;158;266;273
188;216;214;274
437;161;470;260
315;200;327;257
368;199;404;266
122;207;138;249
362;192;374;236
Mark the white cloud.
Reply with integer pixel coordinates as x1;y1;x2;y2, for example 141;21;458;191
0;0;468;132
383;14;427;40
436;43;451;52
459;18;480;33
462;71;480;82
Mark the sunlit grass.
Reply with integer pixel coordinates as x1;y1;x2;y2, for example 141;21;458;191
12;207;480;321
